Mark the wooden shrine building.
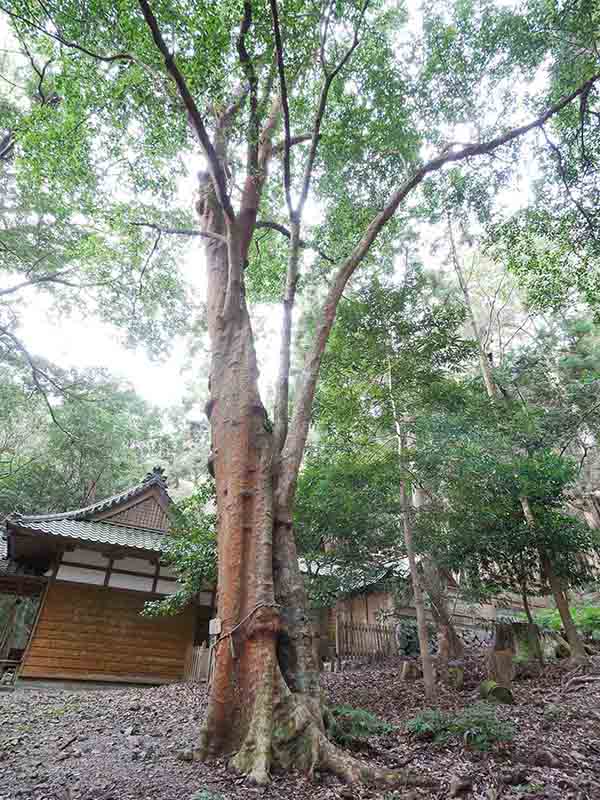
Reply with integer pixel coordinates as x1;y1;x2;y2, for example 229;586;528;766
0;468;212;685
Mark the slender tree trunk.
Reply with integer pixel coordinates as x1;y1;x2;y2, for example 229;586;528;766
421;558;464;660
449;224;587;665
520;581;534;625
448;222;499;402
518;496;586;663
400;473;435;700
538;550;587;663
386;359;435;699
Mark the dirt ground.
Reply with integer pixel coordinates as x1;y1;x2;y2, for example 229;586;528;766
1;652;599;800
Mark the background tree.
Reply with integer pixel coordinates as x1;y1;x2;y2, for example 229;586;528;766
143;478;218;617
0;363;164;517
310;266;476;692
0;24;191;405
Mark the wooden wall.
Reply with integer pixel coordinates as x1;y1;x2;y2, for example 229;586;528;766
20;582;195;683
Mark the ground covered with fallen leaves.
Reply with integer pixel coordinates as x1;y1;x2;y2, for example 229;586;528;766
1;651;599;800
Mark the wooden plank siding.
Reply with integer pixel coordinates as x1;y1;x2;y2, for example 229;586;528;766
20;582;194;683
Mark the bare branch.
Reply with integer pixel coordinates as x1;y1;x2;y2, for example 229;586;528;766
0;5;134;63
0;271;87;297
297;0;370;217
255;220;334;263
129;220;227;244
276;72;600;509
540;125;598;240
138;228;162;291
137;0;235;223
269;0;294;216
236;1;260;176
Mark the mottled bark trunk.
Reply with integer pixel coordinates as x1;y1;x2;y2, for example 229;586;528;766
194;197;429;789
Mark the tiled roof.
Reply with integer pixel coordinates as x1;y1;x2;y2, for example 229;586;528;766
14;518;166;553
11;467;170;525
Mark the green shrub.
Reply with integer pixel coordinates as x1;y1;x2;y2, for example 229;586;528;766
534;604;600;640
406;703;515;751
328;705;395;745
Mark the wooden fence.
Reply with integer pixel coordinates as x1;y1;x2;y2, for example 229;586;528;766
336;620;398;660
183;642;211;682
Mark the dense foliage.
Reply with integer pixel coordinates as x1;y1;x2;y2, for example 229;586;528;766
0;363;164;517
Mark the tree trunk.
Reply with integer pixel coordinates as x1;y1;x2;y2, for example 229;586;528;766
511;621;543;670
399;449;436;700
448;219;500;403
386;361;435;700
487;622;515;689
421;557;464;661
449;228;587;667
539;551;587;663
520;581;534;624
193;190;430;789
518;497;586;664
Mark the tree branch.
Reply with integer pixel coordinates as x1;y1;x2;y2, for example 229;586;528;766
269;0;293;216
137;0;235;223
540;125;598;240
276;71;600;510
272;133;315;154
270;0;370;456
297;0;370;218
129;220;227;243
0;325;74;438
255;220;334;263
0;272;87;297
236;0;259;176
0;5;134;63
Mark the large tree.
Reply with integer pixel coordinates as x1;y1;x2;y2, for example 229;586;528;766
5;0;600;785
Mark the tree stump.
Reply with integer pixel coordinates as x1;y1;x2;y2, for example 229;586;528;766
487;622;515;688
401;661;422;681
479;679;514;704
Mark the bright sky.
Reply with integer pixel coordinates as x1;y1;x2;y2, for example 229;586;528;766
19;296;194;407
1;4;538;410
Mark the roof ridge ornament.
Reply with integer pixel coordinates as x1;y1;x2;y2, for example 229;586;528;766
143;466;168;488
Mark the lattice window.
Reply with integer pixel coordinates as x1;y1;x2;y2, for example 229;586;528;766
108;498;168;531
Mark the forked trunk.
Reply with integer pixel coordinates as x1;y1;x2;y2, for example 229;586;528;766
194;200;430;790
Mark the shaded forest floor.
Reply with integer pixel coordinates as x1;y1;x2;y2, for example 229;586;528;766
1;651;599;800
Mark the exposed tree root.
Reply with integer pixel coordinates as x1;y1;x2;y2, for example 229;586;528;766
195;669;436;789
